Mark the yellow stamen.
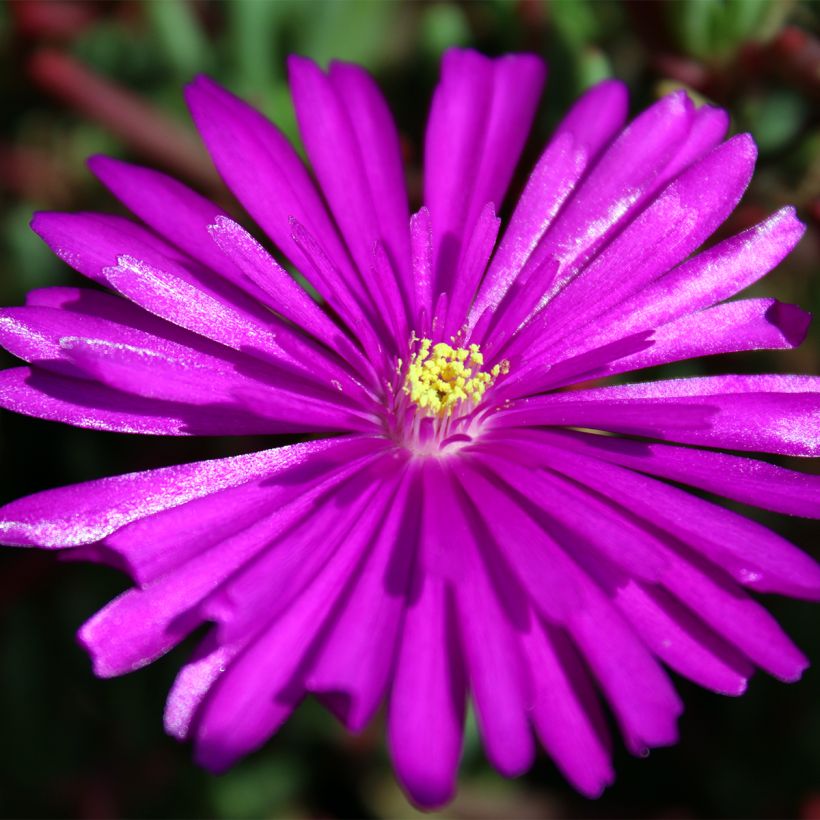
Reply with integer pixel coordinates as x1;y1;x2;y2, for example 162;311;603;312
402;337;509;416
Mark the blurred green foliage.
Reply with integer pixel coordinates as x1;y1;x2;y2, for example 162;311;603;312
1;0;819;818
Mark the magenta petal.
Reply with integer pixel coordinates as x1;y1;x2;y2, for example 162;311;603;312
532;429;820;519
496;375;820;457
522;621;614;797
58;332;371;434
106;437;383;584
206;216;371;375
388;573;465;810
410;207;434;328
87;155;267;300
192;468;401;772
654;542;808;682
0;438;341;547
200;455;404;645
0;366;276;436
554;207;807;359
471;79;628;324
288;56;411;323
469;133;584;328
102;254;372;406
184;76;366;310
480;453;668;582
164;632;244;741
505;133;758;362
568;579;683;755
424;50;545;296
306;470;417;732
612;581;752;695
513;91;695;301
512;432;820;599
429;465;534;777
79;444;390;678
457;464;583;624
520;298;811;393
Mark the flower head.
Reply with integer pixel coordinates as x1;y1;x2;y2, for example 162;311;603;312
0;49;818;807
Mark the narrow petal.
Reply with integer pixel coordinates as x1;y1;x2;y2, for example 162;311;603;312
288;57;411;323
505;431;820;599
0;437;343;547
502;134;758;361
508;91;695;305
0;366;274;436
165;632;245;741
388;573;465;809
566;579;683;755
514;298;810;393
59;334;371;434
103;254;373;405
410;207;434;329
30;211;287;331
424;50;545;296
88;155;269;300
306;469;418;732
528;428;820;519
193;466;401;772
207;216;371;376
655;541;808;681
468;133;584;330
522;621;614;797
476;452;667;582
466;450;682;754
495;374;820;457
432;465;534;777
200;455;405;646
105;437;383;584
184;76;367;311
78;446;390;678
329;60;412;287
457;462;583;624
443;202;499;338
555;207;806;358
470;79;628;323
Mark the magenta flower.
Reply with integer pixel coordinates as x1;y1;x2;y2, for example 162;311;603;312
1;49;818;807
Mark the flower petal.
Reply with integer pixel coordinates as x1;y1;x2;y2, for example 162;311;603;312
206;216;372;375
0;366;272;436
388;572;466;809
192;462;402;772
88;155;269;301
288;56;411;324
523;619;615;797
0;437;341;547
554;206;807;359
501;133;758;361
507;431;820;599
105;437;384;584
78;443;389;678
470;79;628;324
612;581;752;695
424;50;545;296
513;298;810;393
429;464;534;777
529;428;820;519
102;254;373;405
58;332;371;434
306;468;418;732
495;374;820;457
184;76;367;313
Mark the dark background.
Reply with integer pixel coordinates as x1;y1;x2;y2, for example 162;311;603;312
1;1;819;817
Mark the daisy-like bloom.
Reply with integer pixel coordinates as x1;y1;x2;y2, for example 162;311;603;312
1;49;819;807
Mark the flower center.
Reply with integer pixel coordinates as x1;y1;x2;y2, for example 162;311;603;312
402;338;508;417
